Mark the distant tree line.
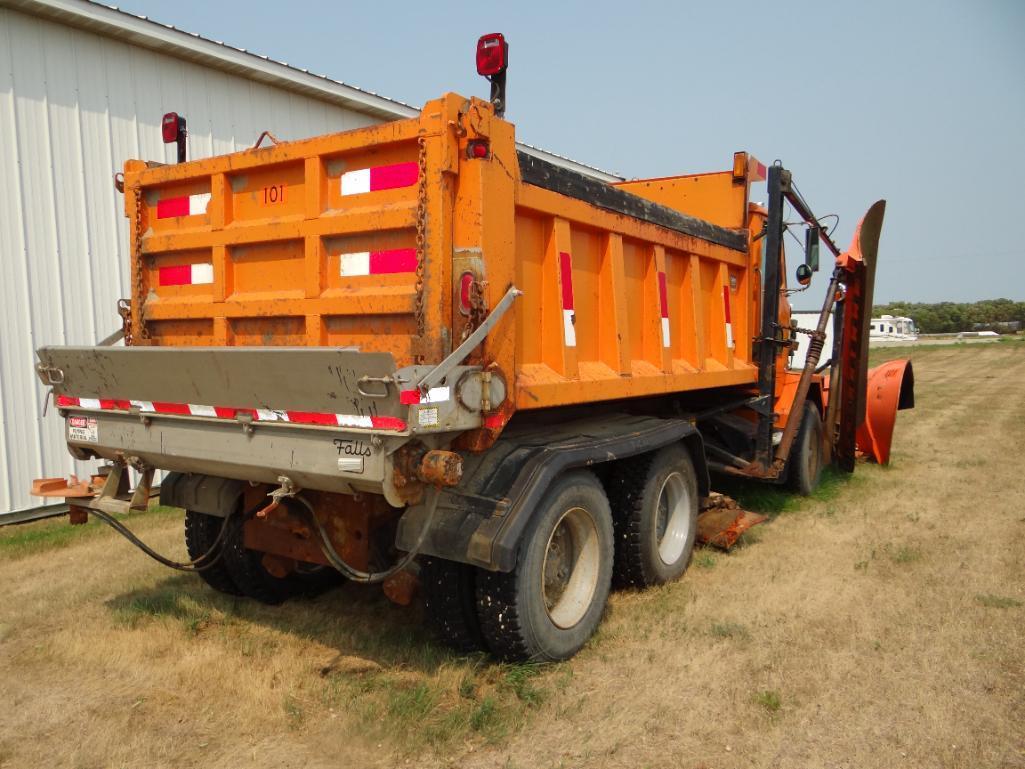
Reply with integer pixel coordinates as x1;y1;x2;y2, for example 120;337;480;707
872;299;1025;334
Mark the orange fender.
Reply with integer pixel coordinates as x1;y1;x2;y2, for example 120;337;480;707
855;359;915;464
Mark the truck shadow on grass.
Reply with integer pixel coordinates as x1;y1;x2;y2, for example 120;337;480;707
713;465;857;519
103;574;559;750
106;574;445;669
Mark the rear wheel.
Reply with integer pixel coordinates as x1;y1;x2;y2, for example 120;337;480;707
476;471;614;662
788;402;824;496
607;445;699;588
184;510;242;596
421;557;488;653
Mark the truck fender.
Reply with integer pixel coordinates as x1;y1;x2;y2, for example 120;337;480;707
396;415;707;572
160;472;246;518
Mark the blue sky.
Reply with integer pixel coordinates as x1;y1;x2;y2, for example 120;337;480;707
117;0;1025;302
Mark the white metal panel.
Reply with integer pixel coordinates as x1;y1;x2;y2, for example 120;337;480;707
0;6;380;512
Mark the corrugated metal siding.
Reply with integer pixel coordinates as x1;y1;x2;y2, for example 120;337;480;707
0;6;379;512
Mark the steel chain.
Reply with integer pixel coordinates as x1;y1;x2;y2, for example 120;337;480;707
131;185;149;343
462;277;489;343
413;136;428;363
117;299;133;346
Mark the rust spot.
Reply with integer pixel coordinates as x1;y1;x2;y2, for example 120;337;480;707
417;450;463;487
696;493;768;550
382;568;419;606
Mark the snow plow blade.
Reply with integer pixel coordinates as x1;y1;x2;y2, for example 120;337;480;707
696;493;768;550
856;359;915;465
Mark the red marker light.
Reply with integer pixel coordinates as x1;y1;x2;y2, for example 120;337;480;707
467;140;490;159
162;112;183;143
476;33;508;77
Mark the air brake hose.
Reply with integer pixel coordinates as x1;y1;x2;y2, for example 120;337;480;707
295;487;439;584
87;507;238;572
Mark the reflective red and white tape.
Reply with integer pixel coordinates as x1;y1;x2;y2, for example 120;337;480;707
339;248;417;277
55;395;406;432
156;193;210;219
559;251;576;347
658;271;671;348
340;162;418;196
398;386;450;405
159;263;213;286
723;285;734;349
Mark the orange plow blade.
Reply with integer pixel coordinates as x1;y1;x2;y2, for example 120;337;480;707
856;359;915;465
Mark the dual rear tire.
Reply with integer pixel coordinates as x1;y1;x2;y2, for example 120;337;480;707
425;447;700;661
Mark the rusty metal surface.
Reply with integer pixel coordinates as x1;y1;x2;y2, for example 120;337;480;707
417;450;463;487
382;568;419;606
31;476;94;498
242;491;397;574
696;493;768;550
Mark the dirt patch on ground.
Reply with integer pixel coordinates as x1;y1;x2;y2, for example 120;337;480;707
1;343;1023;768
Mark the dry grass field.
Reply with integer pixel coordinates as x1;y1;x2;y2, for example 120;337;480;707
1;341;1023;769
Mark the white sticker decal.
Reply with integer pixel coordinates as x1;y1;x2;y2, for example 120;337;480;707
418;407;440;427
423;387;450;404
68;416;98;443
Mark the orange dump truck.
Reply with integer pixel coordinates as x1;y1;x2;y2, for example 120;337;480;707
32;35;913;661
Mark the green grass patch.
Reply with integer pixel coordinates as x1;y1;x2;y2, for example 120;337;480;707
314;653;557;753
975;594;1023;609
0;504;179;560
283;693;305;730
109;587;214;635
694;551;717;569
886;544;921;564
710;621;749;640
753;689;782;713
714;467;853;520
500;662;548;706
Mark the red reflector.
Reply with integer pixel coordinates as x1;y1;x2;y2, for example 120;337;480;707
476;33;508;76
468;140;490;159
399;389;421;405
162;112;182;143
459;272;474;315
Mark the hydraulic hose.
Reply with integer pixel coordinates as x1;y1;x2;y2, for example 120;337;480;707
295;487;439;584
87;507;238;572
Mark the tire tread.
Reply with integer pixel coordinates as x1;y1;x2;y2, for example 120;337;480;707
421;557;488;653
184;510;243;596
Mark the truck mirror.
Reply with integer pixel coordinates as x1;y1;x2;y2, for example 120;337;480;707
796;263;813;286
805;226;820;272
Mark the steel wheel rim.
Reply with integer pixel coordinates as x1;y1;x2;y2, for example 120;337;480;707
541;506;600;629
655;472;691;566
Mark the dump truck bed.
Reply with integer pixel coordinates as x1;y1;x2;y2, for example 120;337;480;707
118;92;763;434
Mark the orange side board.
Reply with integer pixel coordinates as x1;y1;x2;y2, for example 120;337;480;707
124;94;767;425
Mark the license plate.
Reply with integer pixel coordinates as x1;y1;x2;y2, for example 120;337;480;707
68;416;99;443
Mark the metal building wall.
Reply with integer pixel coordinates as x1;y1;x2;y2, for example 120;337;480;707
0;6;380;512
